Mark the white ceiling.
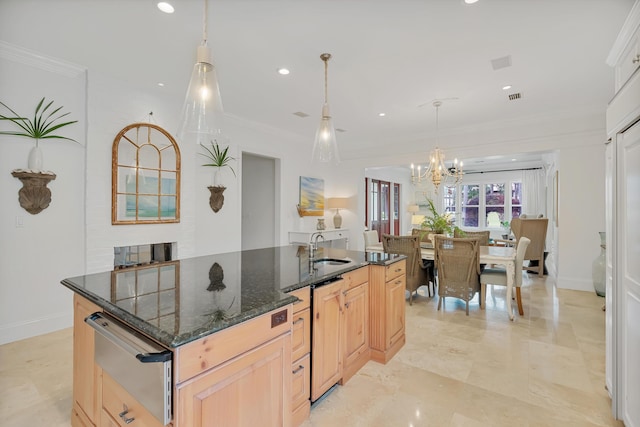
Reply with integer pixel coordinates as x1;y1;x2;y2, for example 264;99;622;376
0;0;634;168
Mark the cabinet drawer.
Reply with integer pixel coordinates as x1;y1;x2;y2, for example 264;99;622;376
291;307;311;361
102;372;163;427
385;260;406;282
343;266;368;290
291;353;311;409
289;286;310;313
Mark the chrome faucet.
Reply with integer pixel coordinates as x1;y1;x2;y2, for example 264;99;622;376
309;232;325;258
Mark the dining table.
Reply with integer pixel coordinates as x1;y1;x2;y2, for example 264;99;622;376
420;243;518;320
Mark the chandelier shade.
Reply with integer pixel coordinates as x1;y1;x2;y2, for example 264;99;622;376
177;0;225;146
312;53;339;164
410;101;463;192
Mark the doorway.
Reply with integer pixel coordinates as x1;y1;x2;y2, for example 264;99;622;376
241;153;279;250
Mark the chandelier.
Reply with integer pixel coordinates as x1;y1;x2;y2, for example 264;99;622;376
410;100;463;192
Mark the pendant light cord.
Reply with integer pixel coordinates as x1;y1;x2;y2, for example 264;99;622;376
202;0;208;45
324;58;328;103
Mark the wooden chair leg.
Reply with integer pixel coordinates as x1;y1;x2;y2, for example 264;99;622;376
437;296;443;311
516;287;524;315
538;258;544;277
480;284;486;309
465;300;469;316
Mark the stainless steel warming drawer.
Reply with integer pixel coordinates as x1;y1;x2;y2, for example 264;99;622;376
86;312;172;425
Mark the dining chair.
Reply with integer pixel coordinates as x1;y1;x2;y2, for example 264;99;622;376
453;229;491;246
381;234;433;303
510;218;548;277
411;228;433;243
480;237;530;315
363;230;383;253
486;211;501;228
433;235;481;315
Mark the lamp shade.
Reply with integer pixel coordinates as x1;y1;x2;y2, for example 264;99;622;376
327;197;349;210
177;45;225;145
407;204;419;213
411;214;425;225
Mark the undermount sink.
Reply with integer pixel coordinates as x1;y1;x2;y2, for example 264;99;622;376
312;258;351;266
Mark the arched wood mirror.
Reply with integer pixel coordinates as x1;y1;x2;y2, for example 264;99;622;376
112;123;181;224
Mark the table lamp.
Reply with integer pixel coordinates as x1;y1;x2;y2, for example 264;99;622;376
327;197;349;228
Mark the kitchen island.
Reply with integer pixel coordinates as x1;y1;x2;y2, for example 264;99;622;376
62;245;406;427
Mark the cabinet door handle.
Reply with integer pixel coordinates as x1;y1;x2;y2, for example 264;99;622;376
345;302;351;309
633;54;640;64
292;365;305;375
119;404;135;424
293;318;304;325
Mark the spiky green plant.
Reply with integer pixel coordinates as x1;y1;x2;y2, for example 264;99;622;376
199;140;236;177
0;97;78;144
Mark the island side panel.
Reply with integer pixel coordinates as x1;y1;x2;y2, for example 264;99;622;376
369;259;406;364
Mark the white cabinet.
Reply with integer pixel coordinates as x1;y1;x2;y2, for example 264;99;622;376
288;229;349;249
606;2;640;425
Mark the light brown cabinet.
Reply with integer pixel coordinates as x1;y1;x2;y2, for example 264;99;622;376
311;266;372;400
173;306;292;427
71;294;101;427
369;259;406;364
288;286;311;427
175;333;291;426
342;267;370;384
311;278;345;401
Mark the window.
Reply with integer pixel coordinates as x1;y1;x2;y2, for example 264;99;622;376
461;184;480;227
447;180;522;228
485;183;505;227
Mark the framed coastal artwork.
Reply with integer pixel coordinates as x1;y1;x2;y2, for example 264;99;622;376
297;176;324;216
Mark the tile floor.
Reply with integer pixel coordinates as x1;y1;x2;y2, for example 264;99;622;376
0;274;622;426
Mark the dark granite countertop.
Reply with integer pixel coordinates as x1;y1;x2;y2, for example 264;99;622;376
61;245;403;348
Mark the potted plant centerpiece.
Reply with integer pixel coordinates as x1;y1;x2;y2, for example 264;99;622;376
421;198;454;235
0;97;78;171
200;140;236;213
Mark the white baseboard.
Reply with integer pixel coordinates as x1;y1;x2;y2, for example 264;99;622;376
0;311;73;346
555;275;593;292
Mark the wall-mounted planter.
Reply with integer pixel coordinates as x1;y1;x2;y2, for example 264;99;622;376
11;169;56;214
208;186;226;213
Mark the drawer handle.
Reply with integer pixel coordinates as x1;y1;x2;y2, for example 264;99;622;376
292;365;305;374
293;318;304;325
119;405;135;424
394;268;402;272
394;280;402;285
633;54;640;64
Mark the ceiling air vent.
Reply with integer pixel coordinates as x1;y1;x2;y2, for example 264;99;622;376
293;111;309;118
508;92;522;101
336;128;346;133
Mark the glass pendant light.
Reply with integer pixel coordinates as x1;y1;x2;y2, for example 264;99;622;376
312;53;339;164
177;0;225;146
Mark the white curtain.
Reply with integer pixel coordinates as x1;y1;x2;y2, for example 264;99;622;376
522;169;546;217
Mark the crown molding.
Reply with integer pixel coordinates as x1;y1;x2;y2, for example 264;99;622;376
0;41;86;78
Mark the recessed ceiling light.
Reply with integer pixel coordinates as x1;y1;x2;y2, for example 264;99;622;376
277;68;290;75
157;82;165;87
465;0;479;4
511;158;517;161
378;113;386;117
502;85;512;90
157;2;174;13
